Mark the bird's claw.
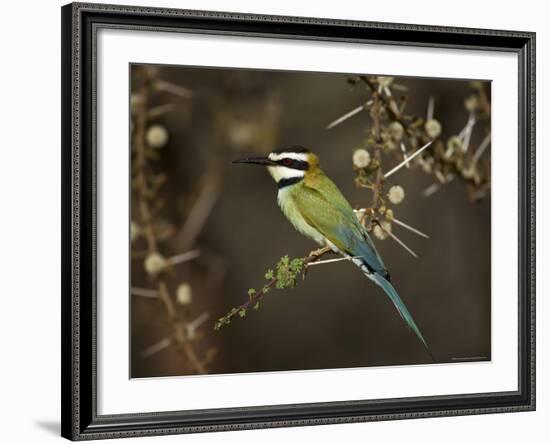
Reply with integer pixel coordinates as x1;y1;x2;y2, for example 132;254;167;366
308;246;332;261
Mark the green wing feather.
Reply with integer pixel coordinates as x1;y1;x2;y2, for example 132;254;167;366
292;175;387;274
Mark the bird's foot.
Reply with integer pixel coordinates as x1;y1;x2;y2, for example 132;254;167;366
303;247;335;279
309;247;332;260
308;246;332;262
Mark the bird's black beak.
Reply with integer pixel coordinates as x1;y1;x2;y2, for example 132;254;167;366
232;156;277;166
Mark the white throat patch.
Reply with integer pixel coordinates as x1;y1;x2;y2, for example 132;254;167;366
267;165;305;183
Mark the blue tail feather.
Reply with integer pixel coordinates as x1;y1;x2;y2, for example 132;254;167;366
371;273;435;361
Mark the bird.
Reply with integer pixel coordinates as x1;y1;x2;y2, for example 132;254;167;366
233;145;435;361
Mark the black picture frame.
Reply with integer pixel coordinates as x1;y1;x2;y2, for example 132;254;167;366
61;2;536;440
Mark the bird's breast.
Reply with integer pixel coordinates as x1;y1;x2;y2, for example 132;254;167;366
277;187;326;246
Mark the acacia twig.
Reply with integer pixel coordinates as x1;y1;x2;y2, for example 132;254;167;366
214;247;333;330
133;69;207;374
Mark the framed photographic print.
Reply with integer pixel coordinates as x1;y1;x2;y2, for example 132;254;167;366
61;2;536;440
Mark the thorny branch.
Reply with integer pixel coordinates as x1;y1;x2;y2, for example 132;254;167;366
217;76;491;329
132;67;211;374
337;75;491;242
214;247;333;330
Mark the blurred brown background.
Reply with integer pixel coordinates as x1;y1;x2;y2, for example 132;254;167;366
130;64;491;378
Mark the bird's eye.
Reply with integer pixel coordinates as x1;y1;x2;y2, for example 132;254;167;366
282;158;292;166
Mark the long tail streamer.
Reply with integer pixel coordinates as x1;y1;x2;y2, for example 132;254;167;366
371;273;436;362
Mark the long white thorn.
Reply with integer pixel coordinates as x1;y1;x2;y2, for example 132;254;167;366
140;337;172;358
427;96;435;121
435;169;446;184
384;141;433;179
188;312;210;330
472;133;491;164
383;228;419;258
400;142;410;168
458;113;477;152
458;113;474;139
326;104;366;129
154;80;193;98
392;218;430;239
423;183;440;197
131;287;159;298
168;249;201;266
148;103;176;119
186;312;211;339
462;124;474;153
307;256;362;267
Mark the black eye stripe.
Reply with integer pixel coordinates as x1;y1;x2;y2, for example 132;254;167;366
277;159;309;170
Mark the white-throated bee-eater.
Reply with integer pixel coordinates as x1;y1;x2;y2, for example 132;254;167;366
234;146;434;361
